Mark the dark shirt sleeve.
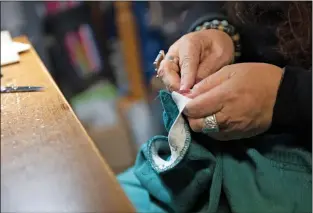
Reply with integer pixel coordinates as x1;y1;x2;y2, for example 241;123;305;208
269;66;312;138
180;2;227;35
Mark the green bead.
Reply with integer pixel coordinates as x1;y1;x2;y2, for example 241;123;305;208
203;22;210;28
212;20;219;25
195;26;201;31
221;20;229;26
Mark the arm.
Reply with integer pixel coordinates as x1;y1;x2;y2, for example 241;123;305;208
269;66;312;138
180;4;312;140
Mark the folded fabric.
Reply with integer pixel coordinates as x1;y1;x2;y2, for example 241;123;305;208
128;90;312;213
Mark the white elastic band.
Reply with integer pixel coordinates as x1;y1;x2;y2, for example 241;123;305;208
151;92;192;171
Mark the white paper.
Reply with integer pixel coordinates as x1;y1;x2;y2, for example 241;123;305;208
13;42;30;53
1;31;19;66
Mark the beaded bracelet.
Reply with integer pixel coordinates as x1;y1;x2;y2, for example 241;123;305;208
194;20;241;63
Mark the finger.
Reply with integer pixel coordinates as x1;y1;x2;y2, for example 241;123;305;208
159;56;180;76
184;83;228;118
189;66;232;98
173;57;179;65
193;53;224;89
164;55;179;66
187;112;228;133
187;117;233;141
187;117;202;132
159;42;180;76
179;37;201;90
166;42;179;63
187;118;233;141
159;59;180;91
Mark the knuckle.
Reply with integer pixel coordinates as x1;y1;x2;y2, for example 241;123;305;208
202;77;212;86
183;31;206;45
180;56;191;71
181;34;192;42
181;34;199;50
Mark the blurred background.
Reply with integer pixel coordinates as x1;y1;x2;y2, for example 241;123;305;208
1;1;191;174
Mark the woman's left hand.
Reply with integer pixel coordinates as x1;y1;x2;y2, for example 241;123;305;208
184;63;284;141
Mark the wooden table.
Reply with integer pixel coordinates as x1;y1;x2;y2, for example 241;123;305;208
1;37;135;212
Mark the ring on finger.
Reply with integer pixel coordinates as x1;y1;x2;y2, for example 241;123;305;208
165;55;178;63
165;55;180;68
153;50;165;77
202;114;219;134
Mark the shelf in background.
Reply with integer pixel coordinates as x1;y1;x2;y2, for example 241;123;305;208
43;2;116;100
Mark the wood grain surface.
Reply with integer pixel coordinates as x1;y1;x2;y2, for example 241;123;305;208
1;37;135;212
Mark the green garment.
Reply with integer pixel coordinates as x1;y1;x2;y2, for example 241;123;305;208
119;91;312;213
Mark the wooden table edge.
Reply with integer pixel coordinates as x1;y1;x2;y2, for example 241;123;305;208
13;36;135;212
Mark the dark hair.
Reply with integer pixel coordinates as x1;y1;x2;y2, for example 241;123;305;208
225;1;312;68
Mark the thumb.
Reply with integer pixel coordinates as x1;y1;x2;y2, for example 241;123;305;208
179;38;201;90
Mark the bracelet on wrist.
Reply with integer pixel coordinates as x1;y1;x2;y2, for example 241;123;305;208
193;19;241;63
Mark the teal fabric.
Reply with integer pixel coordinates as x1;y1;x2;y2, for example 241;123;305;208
118;168;167;213
118;90;312;213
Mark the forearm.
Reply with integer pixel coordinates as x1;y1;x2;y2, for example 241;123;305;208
269;66;312;137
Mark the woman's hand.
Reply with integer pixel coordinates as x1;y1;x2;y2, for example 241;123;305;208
184;63;284;141
158;29;234;91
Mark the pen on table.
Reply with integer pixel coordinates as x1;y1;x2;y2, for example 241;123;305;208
0;86;44;93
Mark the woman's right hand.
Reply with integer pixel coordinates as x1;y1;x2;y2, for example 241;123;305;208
158;29;235;91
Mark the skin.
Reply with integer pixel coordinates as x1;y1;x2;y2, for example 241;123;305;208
159;30;284;141
158;29;234;91
184;63;283;141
